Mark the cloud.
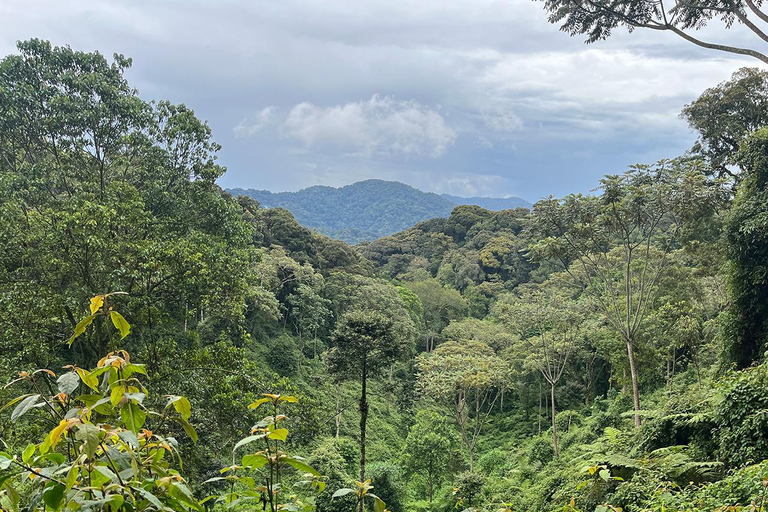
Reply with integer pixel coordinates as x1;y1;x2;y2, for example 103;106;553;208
279;95;456;158
233;106;277;138
0;0;757;200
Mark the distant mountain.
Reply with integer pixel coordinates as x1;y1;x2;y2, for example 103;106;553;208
228;179;531;243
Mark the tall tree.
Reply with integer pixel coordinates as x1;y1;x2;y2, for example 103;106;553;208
326;311;409;511
406;278;467;352
529;160;723;426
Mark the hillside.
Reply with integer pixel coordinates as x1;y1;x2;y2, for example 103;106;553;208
228;180;531;243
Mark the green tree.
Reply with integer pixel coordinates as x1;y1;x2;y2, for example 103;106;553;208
494;282;585;457
682;67;768;177
724;127;768;368
405;279;467;352
416;340;510;471
326;311;409;511
529;160;723;426
403;410;456;506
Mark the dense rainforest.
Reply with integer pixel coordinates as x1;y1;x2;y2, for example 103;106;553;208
2;39;768;512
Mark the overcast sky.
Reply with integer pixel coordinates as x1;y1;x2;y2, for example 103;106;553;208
0;1;760;201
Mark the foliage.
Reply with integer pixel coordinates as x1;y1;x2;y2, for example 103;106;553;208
0;304;199;512
724;127;768;368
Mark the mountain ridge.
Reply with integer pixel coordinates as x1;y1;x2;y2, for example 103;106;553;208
227;179;532;243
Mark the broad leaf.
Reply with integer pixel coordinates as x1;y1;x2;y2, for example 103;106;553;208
57;372;80;395
233;434;266;453
110;311;131;339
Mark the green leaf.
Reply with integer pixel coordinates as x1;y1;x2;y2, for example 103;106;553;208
167;395;192;420
110;386;125;407
332;488;355;498
21;443;34;464
110;311;130;339
75;423;101;458
120;402;146;433
11;394;40;422
599;469;611;481
137;488;164;510
373;496;387;512
267;428;289;442
232;434;265;453
241;454;269;468
247;397;271;410
105;494;124;512
65;465;79;491
0;453;13;470
69;314;96;346
57;372;80;395
282;456;320;476
93;465;117;484
42;483;65;511
117;430;139;448
178;417;198;444
76;368;99;391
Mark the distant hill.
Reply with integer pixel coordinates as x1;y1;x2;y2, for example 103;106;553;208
228;179;531;243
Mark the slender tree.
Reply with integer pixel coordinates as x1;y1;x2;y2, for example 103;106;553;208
326;311;409;511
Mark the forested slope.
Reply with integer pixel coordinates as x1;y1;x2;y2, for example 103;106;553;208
229;180;530;243
3;40;768;512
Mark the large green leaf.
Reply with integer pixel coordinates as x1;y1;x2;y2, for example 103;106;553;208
332;488;355;498
232;434;266;453
282;456;320;476
267;428;289;442
120;402;146;433
167;395;192;420
41;483;65;511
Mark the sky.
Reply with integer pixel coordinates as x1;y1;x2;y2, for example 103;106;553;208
0;1;761;202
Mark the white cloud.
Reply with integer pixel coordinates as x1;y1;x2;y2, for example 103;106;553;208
233;106;277;138
279;95;456;158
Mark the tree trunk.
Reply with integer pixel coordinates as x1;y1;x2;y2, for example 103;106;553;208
626;338;642;427
550;382;559;458
358;358;368;512
538;381;542;435
335;385;342;439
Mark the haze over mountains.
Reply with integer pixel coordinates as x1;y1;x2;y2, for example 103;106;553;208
228;179;532;243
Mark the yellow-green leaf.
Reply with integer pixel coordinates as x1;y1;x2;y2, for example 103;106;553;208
110;311;130;339
68;314;96;346
89;295;105;315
